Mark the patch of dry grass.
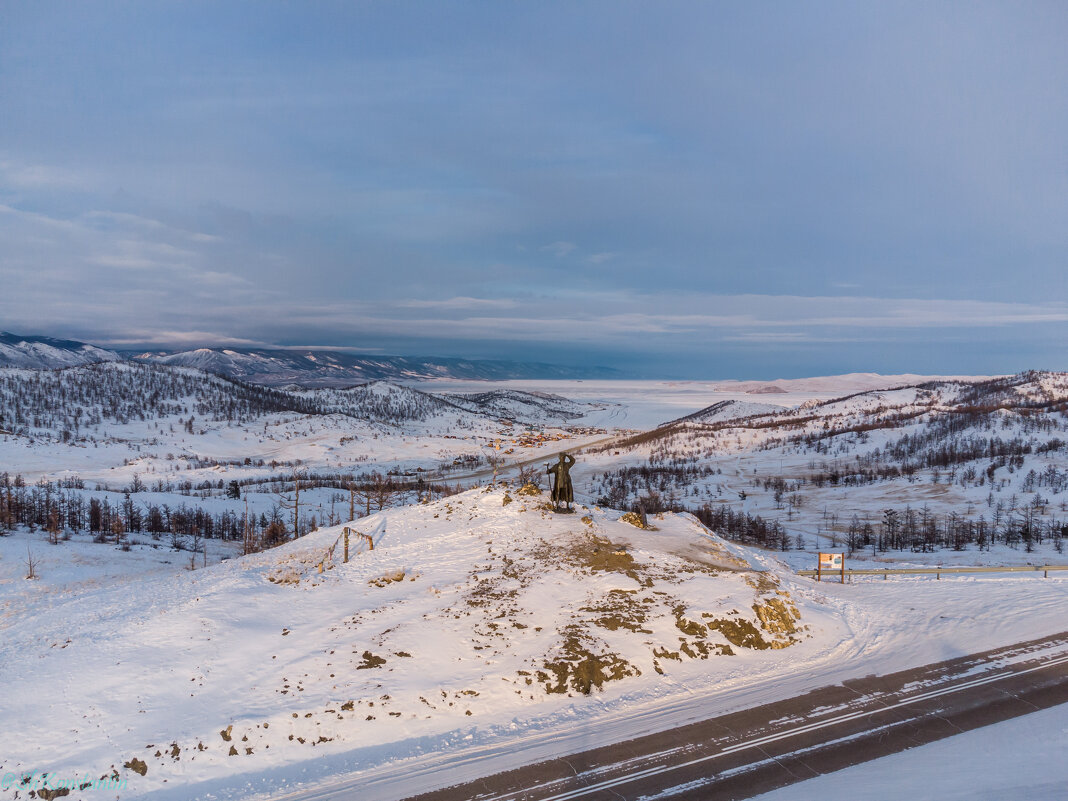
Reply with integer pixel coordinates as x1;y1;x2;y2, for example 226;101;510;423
581;589;652;633
536;626;640;695
369;569;406;588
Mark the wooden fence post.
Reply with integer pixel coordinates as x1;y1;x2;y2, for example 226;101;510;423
344;527;350;563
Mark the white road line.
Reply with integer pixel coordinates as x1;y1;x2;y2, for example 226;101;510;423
496;651;1068;801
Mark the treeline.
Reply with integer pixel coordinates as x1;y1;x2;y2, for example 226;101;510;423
0;472;261;545
605;484;793;551
627;494;1066;556
844;504;1066;555
594;462;716;509
0;471;463;552
594;431;1067;502
805;435;1064;489
690;503;791;550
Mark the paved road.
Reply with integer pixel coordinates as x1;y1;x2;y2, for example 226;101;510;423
430;433;628;487
398;631;1068;801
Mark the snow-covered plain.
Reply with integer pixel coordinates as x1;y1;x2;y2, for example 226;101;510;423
410;374;992;429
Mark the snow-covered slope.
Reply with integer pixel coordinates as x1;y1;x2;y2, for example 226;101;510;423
302;380;467;423
710;372;995;395
3;484;1065;800
0;360;316;438
677;399;787;424
590;371;1068;565
443;388;600;425
0;486;831;798
0;332;122;369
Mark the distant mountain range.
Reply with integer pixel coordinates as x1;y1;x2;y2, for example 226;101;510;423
0;332;617;385
0;332;123;369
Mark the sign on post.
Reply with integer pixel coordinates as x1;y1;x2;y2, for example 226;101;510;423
818;552;845;583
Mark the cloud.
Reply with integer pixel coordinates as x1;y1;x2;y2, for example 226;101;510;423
0;158;95;190
101;330;271;348
1;4;1065;376
3;200;1066;358
397;296;519;310
541;241;577;258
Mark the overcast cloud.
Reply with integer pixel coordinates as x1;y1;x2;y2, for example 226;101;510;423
1;2;1066;377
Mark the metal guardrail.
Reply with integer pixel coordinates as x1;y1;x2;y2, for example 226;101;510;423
798;564;1068;580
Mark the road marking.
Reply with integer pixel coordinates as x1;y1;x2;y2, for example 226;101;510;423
495;651;1068;801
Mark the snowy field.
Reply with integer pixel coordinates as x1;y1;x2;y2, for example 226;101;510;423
410;374;975;430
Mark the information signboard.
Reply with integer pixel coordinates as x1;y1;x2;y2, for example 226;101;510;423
817;552;845;582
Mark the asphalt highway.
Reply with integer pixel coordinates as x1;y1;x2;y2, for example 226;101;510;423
399;631;1068;801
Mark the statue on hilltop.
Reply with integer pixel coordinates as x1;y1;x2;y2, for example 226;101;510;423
546;452;576;511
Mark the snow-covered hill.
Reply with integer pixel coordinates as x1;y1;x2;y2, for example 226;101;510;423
0;486;820;797
0;362;590;440
442;388;601;425
709;372;996;396
297;380;467;423
3;484;1064;800
131;347;618;386
0;332;619;384
590;371;1068;562
0;332;122;369
0;361;320;439
676;398;787;424
0;363;608;507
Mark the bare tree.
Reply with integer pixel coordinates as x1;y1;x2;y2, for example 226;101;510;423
262;518;288;549
188;528;203;570
242;497;256;556
345;479;373;518
484;450;506;485
46;509;62;545
169;520;183;551
25;545;39;580
371;473;399;511
518;462;544;488
279;472;304;539
348;480;374;519
111;515;127;548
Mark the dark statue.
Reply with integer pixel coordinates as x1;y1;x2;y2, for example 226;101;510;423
546;452;576;510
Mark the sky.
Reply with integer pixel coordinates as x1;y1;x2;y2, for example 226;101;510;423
1;1;1066;379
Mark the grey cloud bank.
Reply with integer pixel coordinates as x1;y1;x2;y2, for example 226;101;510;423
1;2;1066;378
